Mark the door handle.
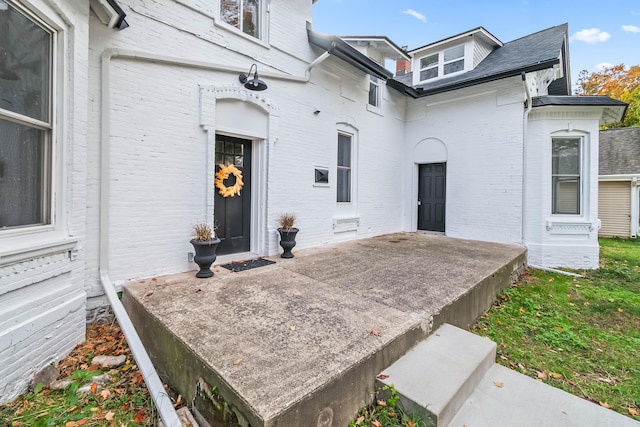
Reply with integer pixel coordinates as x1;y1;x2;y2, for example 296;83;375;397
417;200;422;206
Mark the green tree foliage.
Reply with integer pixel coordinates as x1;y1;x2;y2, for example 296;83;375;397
575;64;640;128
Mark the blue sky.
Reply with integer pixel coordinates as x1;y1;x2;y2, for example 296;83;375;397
312;0;640;90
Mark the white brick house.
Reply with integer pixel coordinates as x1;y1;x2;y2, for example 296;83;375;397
0;0;626;405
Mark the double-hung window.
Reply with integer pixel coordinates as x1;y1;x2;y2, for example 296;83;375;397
337;133;352;203
368;76;380;108
419;54;439;81
220;0;262;39
552;138;581;215
443;45;464;75
0;0;53;231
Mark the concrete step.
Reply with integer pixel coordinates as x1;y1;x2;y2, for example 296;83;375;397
376;323;497;427
449;364;640;427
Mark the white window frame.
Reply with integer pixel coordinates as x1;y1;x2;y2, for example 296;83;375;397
418;53;439;81
443;45;464;76
551;136;583;216
337;132;352;204
368;75;380;108
217;0;268;43
0;0;56;236
417;44;467;83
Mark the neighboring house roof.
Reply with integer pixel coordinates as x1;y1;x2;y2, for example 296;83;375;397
599;127;640;175
389;24;568;98
307;26;393;80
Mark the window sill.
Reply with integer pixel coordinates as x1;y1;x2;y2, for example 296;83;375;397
0;232;78;267
213;19;270;49
545;219;595;235
366;104;383;117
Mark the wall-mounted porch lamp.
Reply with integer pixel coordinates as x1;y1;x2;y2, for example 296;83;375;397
239;63;268;91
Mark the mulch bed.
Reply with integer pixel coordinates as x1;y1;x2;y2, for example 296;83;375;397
220;258;276;272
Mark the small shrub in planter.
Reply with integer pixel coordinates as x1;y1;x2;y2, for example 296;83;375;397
190;223;221;278
277;213;298;258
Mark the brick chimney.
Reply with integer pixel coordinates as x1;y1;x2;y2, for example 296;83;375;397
395;46;411;76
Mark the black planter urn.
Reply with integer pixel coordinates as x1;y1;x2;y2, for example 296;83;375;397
190;238;221;278
278;228;299;258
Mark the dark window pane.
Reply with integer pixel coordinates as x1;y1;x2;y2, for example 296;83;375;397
368;81;379;106
0;2;51;122
215;140;224;153
337;134;351;167
235;144;243;155
224;155;234;165
420;54;438;69
0;118;50;228
225;142;234;154
215;152;223;164
337;169;351;203
444;59;464;75
420;68;438;81
444;45;464;61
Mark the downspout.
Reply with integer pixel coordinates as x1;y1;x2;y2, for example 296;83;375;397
100;49;182;427
98;48;332;425
521;72;533;248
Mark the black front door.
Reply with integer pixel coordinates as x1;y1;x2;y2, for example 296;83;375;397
214;135;251;255
418;163;446;232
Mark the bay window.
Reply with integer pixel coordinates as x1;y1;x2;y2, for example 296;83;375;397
0;0;53;230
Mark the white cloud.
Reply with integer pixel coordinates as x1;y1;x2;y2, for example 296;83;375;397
403;9;427;23
622;24;640;33
596;62;613;71
571;28;611;43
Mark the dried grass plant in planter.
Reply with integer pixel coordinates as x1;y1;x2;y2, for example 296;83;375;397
190;223;221;278
277;213;298;258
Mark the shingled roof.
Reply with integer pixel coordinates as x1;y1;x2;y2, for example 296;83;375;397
389;24;569;98
599;127;640;175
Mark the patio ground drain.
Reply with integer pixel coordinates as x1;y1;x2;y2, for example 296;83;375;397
220;258;276;272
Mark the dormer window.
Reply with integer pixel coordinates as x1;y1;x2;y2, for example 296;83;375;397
220;0;262;39
417;44;466;82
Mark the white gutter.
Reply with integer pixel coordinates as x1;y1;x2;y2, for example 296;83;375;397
521;72;533;246
98;48;332;426
528;264;584;278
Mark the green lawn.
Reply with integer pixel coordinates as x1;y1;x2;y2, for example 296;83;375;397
472;238;640;419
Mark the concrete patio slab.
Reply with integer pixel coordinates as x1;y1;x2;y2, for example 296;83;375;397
122;233;526;427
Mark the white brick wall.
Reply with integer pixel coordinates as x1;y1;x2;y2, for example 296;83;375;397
403;79;526;245
0;0;89;405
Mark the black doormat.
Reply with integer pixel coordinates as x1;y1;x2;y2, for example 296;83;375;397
220;258;276;272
